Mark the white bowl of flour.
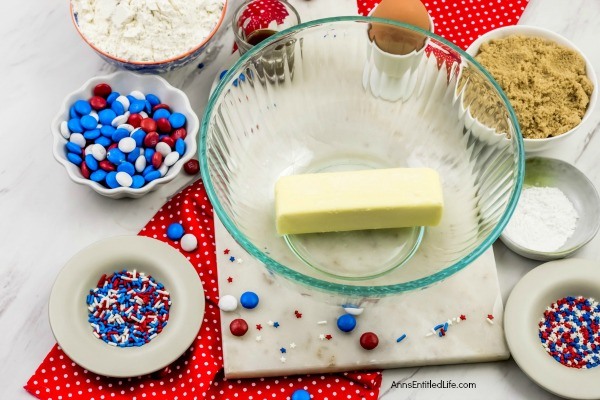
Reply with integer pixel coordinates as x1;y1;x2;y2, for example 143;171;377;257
500;157;600;261
71;0;228;72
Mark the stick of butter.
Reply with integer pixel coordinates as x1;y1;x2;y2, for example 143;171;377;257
275;168;444;235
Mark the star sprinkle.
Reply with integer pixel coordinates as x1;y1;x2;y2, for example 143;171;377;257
267;320;274;326
486;314;495;325
224;249;230;255
319;334;326;341
294;310;302;318
256;324;263;330
290;342;296;349
280;347;286;353
236;258;244;264
460;315;467;321
226;277;233;283
273;322;280;328
256;335;262;342
280;356;286;363
229;256;235;262
325;334;333;340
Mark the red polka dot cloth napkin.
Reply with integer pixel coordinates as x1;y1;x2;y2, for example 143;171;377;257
358;0;529;50
25;180;382;400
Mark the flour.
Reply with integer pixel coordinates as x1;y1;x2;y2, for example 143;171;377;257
72;0;225;62
503;186;579;252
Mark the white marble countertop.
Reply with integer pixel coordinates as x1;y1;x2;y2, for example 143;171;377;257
1;0;599;399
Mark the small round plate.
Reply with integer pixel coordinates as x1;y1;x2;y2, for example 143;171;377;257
504;258;600;399
49;236;204;377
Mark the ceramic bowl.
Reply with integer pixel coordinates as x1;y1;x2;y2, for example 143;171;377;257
504;259;600;399
70;0;228;73
200;17;525;299
466;25;598;153
48;236;204;377
51;71;199;199
500;157;600;261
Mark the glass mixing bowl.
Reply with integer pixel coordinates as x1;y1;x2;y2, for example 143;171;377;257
200;17;524;299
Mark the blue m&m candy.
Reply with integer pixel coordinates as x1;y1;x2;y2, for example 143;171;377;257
336;314;356;333
240;292;259;309
168;113;186;129
291;389;311;400
74;99;92;115
166;223;185;240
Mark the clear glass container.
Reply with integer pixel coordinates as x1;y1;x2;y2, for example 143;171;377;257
200;17;524;300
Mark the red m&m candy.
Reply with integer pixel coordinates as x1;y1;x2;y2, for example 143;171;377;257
183;159;199;175
93;83;112;98
360;332;379;350
89;96;107;111
230;319;249;337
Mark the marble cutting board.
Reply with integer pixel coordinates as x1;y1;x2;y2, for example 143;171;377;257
214;218;509;378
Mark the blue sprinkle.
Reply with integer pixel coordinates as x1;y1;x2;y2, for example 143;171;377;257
396;334;407;343
280;347;286;353
273;322;280;328
433;323;444;331
229;256;235;262
219;70;228;80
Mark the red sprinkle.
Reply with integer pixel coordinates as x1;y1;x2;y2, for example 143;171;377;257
183;159;200;175
487;314;494;320
144;131;159;148
93;83;112;98
230;319;249;337
325;334;332;340
460;315;467;321
360;332;379;350
156;118;172;133
128;113;143;128
256;324;262;330
152;152;163;169
99;160;116;171
89;96;107;111
140;118;157;133
226;277;233;283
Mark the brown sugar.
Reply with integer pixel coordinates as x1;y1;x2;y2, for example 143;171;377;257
474;35;593;139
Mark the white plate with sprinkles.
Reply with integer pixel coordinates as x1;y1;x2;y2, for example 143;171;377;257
505;258;600;399
48;236;204;377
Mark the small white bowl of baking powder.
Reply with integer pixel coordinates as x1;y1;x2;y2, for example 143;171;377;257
500;157;600;261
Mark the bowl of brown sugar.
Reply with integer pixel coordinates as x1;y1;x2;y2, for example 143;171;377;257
466;25;597;153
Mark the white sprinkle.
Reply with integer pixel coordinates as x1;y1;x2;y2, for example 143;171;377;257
426;332;434;337
486;318;494;325
343;307;364;316
280;356;286;363
108;341;117;347
317;320;327;325
289;342;296;349
267;321;274;326
319;334;326;340
236;258;243;264
255;335;262;342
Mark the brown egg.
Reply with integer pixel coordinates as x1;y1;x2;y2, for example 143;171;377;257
368;0;431;55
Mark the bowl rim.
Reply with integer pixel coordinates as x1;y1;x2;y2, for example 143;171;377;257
466;24;598;145
51;70;199;197
499;156;600;260
69;0;228;66
200;16;525;297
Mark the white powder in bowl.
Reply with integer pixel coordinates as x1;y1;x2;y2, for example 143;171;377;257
503;186;579;253
72;0;226;62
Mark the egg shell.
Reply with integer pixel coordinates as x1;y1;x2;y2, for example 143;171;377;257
368;0;431;55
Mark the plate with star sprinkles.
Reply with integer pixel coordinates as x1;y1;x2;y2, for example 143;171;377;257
48;236;204;377
505;258;600;400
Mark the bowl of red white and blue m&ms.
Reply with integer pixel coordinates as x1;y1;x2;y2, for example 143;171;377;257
52;71;199;199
